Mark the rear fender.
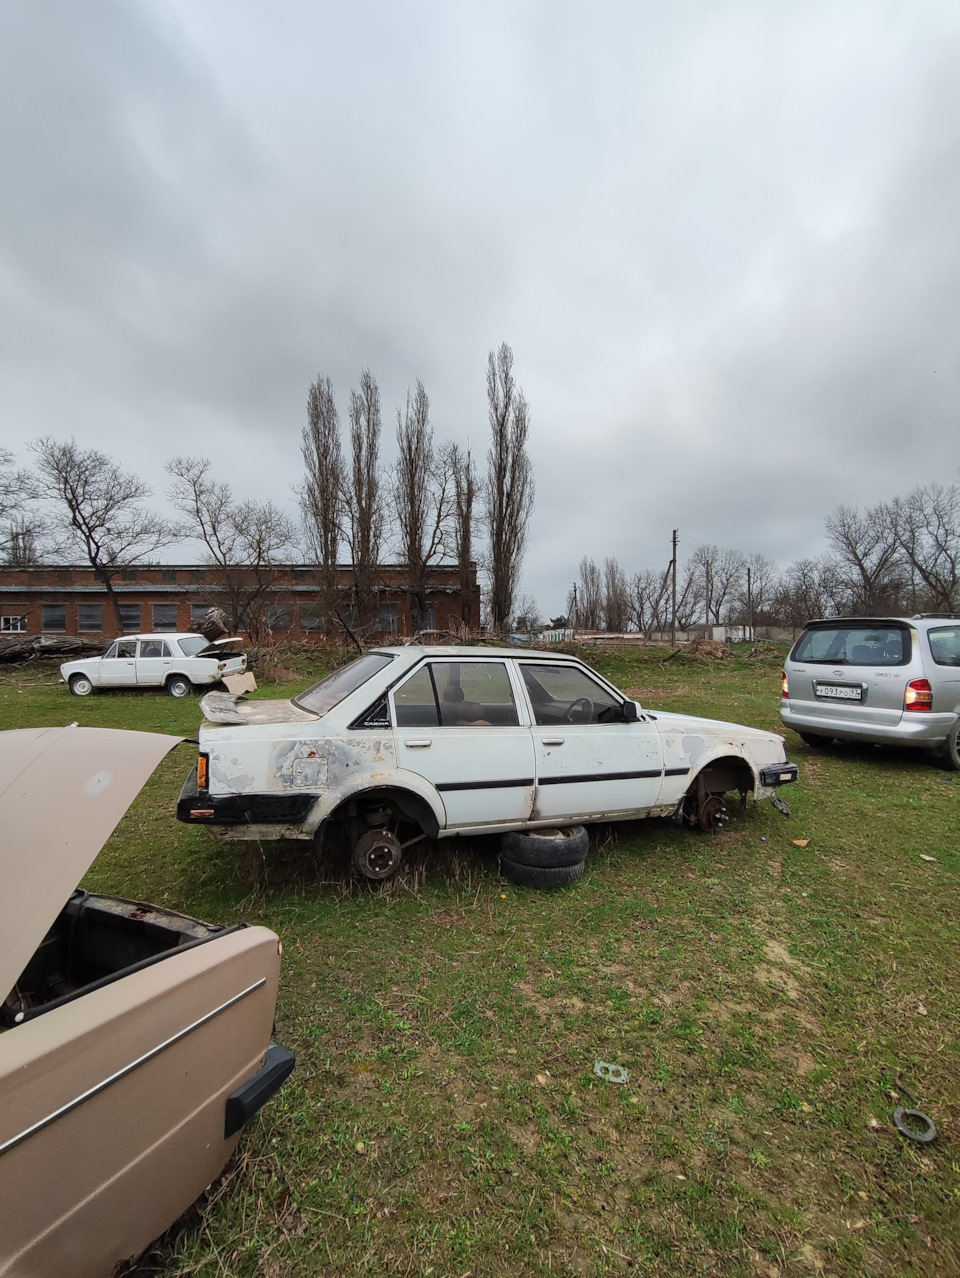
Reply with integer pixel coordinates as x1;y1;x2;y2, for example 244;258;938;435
303;768;445;837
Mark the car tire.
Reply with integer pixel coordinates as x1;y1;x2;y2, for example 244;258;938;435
933;722;960;772
501;826;589;868
167;675;193;698
68;674;94;697
500;855;585;890
798;732;831;748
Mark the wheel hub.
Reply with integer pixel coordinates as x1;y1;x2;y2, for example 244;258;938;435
353;829;403;880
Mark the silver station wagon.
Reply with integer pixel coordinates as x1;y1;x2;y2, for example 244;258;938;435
179;645;798;882
780;615;960;768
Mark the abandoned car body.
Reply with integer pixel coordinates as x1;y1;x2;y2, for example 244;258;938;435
60;633;249;697
0;726;294;1278
178;646;798;877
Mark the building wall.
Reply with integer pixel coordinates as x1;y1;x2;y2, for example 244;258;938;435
0;564;481;642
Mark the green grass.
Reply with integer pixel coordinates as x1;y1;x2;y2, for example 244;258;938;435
3;645;960;1277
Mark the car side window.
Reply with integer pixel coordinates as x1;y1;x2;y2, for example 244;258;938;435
393;666;440;727
520;663;620;725
104;641;119;659
139;640;166;658
432;661;519;727
116;639;137;658
928;627;960;666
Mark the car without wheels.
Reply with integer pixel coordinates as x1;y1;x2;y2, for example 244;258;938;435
60;632;249;697
178;644;798;881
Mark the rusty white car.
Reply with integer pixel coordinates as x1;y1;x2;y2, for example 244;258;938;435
0;726;294;1278
60;633;251;697
178;645;798;884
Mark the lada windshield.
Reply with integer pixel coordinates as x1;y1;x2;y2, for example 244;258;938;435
294;653;394;715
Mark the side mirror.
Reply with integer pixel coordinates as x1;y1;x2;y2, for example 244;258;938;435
621;700;639;722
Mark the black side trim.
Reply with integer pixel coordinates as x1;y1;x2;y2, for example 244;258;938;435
539;769;663;785
436;777;535;792
759;763;799;787
224;1043;296;1139
664;767;691;776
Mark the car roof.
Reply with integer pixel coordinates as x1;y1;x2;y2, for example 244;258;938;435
373;644;583;663
800;615;960;629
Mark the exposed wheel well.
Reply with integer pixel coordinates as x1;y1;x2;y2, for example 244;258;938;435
682;755;756;831
327;787;439;843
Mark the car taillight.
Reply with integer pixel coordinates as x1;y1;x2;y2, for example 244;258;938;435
197;753;209;788
781;671;789;699
904;679;932;712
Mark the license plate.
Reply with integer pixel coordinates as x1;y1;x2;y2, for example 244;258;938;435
816;683;862;701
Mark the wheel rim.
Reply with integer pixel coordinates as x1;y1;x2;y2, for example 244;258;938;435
170;679;189;697
71;677;92;695
698;794;728;832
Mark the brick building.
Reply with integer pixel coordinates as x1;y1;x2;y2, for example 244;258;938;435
0;563;480;642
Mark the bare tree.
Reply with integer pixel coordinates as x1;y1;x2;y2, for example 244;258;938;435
394;381;451;630
346;369;385;628
484;343;534;632
688;544;746;625
512;592;543;633
445;441;477;629
890;482;960;612
1;449;45;564
298;375;345;627
825;502;904;613
167;457;298;643
31;438;175;629
602;556;630;632
773;555;845;627
570;557;604;630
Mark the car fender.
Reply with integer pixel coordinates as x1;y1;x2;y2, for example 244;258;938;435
301;766;447;835
656;731;766;806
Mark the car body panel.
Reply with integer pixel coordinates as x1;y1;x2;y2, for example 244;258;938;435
781;616;960;747
182;645;796;841
60;634;247;692
0;726;293;1278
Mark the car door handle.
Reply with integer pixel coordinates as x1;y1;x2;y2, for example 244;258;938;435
404;739;432;748
541;737;565;746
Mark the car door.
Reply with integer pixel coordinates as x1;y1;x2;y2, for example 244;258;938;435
518;661;664;821
390;659;535;830
99;638;138;686
135;639;173;686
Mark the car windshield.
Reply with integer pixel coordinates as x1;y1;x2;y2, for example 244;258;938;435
294;653;395;715
792;625;909;666
177;636;209;656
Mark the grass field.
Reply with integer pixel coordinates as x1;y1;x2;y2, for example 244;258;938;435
3;646;959;1277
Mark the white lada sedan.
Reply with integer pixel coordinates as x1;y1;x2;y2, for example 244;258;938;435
178;645;798;880
61;633;249;697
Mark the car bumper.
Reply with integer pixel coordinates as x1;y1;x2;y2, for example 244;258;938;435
780;705;956;746
176;763;315;826
758;762;799;787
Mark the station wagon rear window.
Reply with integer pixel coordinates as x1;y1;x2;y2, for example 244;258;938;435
294;652;395;715
927;626;960;667
791;626;910;666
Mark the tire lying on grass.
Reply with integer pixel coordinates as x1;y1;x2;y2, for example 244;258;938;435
500;856;585;890
501;825;589;868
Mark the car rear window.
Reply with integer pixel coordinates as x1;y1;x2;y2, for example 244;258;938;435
177;636;209;656
927;626;960;666
791;626;910;666
294;653;395;715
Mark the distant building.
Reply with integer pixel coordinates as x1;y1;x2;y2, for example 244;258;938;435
0;563;480;642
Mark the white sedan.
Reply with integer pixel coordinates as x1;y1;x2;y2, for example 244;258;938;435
178;645;798;884
61;633;249;697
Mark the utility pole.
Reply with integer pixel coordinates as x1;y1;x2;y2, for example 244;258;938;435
746;566;753;641
571;582;578;636
671;529;678;647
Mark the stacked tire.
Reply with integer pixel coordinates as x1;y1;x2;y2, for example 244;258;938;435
500;826;589;890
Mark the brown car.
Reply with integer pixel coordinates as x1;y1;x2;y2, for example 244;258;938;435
0;726;294;1278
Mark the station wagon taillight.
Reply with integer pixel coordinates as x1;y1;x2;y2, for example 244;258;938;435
904;679;932;712
197;753;209;788
781;671;789;699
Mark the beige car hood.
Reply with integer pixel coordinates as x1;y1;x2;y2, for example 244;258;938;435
0;726;182;1004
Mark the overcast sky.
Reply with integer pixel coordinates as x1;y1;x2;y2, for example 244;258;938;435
2;0;959;620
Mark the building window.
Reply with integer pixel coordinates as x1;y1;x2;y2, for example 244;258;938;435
162;569;177;582
77;604;103;632
293;569;310;582
377;603;398;633
190;603;212;623
118;603;141;632
122;569;139;582
421;603;437;630
153;603;178;631
300;608;323;632
265;604;290;631
1;615;27;633
42;604;67;632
